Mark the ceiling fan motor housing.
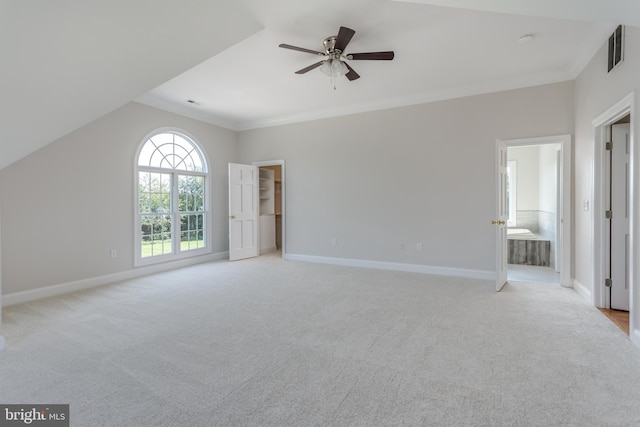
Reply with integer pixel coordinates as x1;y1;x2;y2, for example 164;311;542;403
323;35;341;58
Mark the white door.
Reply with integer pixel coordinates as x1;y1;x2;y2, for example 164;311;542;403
610;123;630;310
495;141;508;291
228;163;259;261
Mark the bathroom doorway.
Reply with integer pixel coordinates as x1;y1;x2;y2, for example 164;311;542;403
507;143;560;284
496;135;571;287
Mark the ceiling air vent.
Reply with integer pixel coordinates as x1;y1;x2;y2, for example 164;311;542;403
608;25;624;72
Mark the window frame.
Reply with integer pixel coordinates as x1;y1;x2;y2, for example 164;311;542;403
134;128;211;267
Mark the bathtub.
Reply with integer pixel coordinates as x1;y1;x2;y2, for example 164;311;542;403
507;228;550;266
508;228;542;237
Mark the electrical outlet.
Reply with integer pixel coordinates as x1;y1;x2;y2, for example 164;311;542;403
416;243;423;251
400;242;405;250
110;249;118;258
331;237;337;246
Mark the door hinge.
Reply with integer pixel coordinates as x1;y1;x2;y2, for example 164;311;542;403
606;141;613;150
605;210;613;219
605;278;613;288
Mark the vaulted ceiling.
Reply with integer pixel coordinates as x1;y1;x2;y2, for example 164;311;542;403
2;0;637;170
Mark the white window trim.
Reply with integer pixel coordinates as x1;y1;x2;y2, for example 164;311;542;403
133;128;212;267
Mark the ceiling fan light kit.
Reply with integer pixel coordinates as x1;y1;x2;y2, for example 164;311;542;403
279;26;394;89
320;58;348;77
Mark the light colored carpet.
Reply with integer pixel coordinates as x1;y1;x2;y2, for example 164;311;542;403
508;264;560;285
1;253;640;426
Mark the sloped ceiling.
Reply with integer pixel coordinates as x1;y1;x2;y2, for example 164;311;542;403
0;0;261;170
1;0;636;169
137;0;624;130
397;0;640;26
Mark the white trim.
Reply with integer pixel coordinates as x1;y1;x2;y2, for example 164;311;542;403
133;128;212;267
252;160;286;257
284;254;494;281
592;92;636;350
632;328;640;348
2;251;228;307
134;98;241;131
139;74;573;133
238;74;572;131
592;93;634;308
498;135;573;287
573;279;592;304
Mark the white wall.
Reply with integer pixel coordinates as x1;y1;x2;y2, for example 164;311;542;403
0;81;574;298
574;26;640;344
0;102;236;295
237;82;573;275
538;144;559;214
507;144;559;213
508;146;540;210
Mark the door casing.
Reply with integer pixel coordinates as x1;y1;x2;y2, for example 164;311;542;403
592;94;635;344
252;160;286;257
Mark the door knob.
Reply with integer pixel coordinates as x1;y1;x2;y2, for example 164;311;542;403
491;220;505;225
229;215;236;219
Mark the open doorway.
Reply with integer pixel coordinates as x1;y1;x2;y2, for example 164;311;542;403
506;143;561;285
496;135;571;290
253;160;285;257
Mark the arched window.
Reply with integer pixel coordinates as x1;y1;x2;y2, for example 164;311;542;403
135;130;209;264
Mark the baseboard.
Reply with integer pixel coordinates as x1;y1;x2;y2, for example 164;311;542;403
631;328;640;349
2;251;229;307
284;254;494;281
572;279;592;304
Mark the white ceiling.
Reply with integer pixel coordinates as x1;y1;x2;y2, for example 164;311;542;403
2;0;635;169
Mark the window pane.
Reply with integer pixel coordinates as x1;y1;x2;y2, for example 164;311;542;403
178;175;204;212
138;143;156;167
179;213;204;251
141;214;172;257
141;173;171;213
138;132;205;172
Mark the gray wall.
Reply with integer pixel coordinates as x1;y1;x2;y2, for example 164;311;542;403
573;26;640;339
0;81;574;296
0;102;236;294
237;82;573;273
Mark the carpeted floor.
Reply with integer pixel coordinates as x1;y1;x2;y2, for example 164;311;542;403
1;253;639;426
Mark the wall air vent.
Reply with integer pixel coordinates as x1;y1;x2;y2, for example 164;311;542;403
608;25;624;72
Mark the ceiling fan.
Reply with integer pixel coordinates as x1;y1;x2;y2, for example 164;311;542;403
279;26;394;83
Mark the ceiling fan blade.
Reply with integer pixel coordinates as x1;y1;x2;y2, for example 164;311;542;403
334;26;355;52
344;63;360;81
279;43;325;56
295;61;324;74
347;51;395;61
